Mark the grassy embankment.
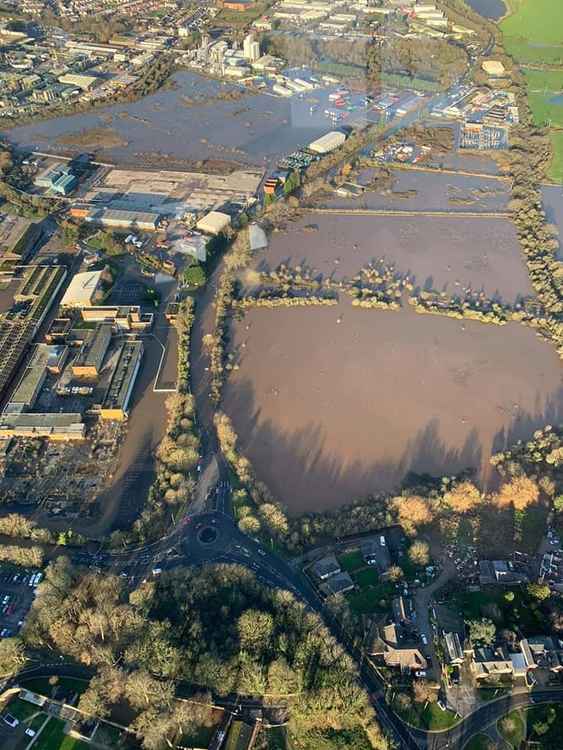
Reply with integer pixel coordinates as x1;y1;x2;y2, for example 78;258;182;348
500;0;563;181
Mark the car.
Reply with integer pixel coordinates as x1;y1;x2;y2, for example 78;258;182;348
152;568;162;576
421;634;428;645
379;535;386;547
257;549;266;557
25;729;36;738
414;670;426;678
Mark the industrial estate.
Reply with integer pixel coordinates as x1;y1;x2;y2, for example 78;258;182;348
0;1;561;750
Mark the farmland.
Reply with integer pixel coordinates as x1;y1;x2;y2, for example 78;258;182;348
501;0;563;65
501;0;563;182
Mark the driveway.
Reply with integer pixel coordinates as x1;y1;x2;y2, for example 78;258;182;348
414;557;457;682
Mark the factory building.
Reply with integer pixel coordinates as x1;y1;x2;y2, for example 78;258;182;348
308;131;347;154
100;340;143;421
0;266;67;403
0;217;42;262
0;413;85;441
80;306;153;331
60;270;105;309
196;210;231;236
5;344;68;414
73;207;161;231
34;162;78;195
58;73;100;90
72;323;112;379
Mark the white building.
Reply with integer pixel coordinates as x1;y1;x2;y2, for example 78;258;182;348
60;270;105;308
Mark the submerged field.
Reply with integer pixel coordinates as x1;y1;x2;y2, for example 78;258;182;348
247;209;531;303
223;302;562;513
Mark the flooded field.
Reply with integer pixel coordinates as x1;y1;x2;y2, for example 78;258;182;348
327;169;510;213
251;211;531;303
3;71;331;167
542;184;563;258
223;302;562;514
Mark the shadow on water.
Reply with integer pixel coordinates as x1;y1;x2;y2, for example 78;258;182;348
224;377;563;514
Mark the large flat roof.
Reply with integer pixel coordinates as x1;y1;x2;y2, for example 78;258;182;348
61;270;103;307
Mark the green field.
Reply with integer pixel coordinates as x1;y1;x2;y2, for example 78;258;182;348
501;0;563;64
497;709;526;748
33;718;89;750
338;550;364;573
524;70;563;127
501;0;563;182
548;131;563;182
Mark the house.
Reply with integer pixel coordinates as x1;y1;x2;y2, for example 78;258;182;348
384;647;428;673
471;646;514;681
319;571;354;597
368;624;427;674
311;554;341;581
479;560;528;586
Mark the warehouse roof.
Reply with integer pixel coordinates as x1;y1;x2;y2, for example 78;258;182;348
103;340;143;413
74;323;112;372
196;210;231;236
61;270;104;308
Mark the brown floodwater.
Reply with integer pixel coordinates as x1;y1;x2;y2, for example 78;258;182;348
254;212;532;303
223;302;561;514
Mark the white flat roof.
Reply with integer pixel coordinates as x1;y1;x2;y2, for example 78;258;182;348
61;270;103;307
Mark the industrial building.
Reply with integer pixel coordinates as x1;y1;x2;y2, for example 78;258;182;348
77;167;262;218
72;323;112;379
58;73;100;90
0;412;85;440
0;266;67;403
100;339;143;421
5;344;68;413
308;130;347;154
72;206;161;232
0;216;42;263
60;270;105;308
196;210;231;236
34;162;78;195
80;306;153;331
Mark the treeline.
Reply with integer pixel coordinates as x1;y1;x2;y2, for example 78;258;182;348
367;36;467;88
111;299;198;547
22;559;388;750
206;230;251;405
215;412;289;543
216;408;555;554
0;544;42;568
0;180;58;219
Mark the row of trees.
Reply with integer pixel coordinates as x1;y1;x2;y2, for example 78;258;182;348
19;559;388;749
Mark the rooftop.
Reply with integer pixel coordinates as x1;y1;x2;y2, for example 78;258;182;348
61;270;104;308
